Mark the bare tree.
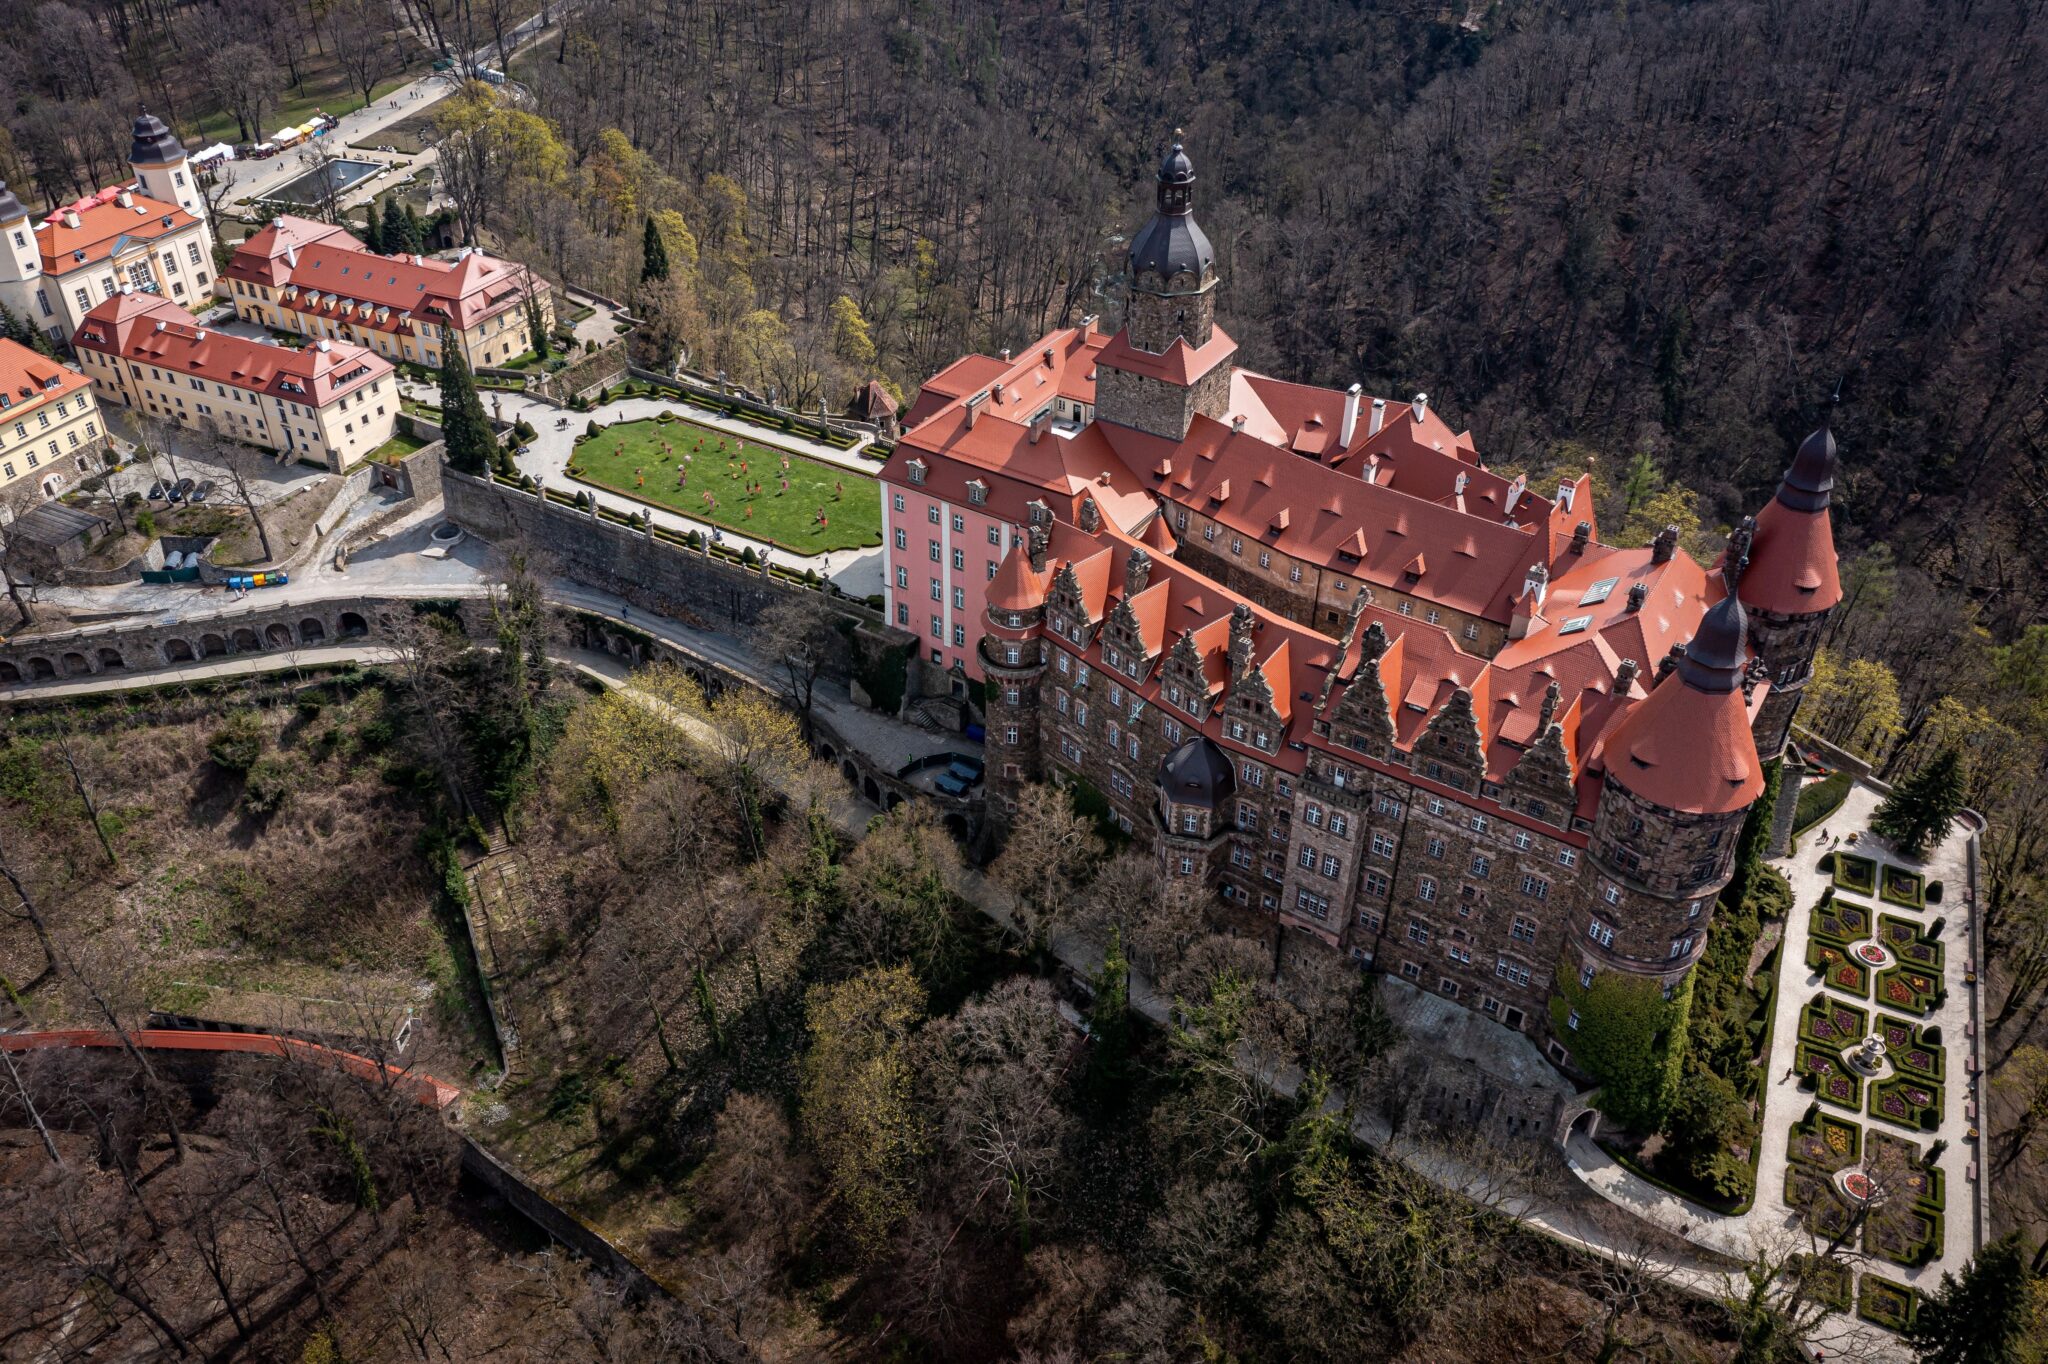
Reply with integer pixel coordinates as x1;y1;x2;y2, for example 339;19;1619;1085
754;594;847;741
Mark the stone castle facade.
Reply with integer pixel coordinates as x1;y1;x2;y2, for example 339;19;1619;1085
886;142;1845;1075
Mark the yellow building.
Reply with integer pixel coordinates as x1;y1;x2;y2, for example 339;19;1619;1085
0;338;109;500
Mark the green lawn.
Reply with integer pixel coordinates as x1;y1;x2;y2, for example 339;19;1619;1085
368;431;429;463
567;416;881;554
194;71;414;147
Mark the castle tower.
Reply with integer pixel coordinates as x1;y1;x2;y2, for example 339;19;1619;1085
1737;423;1844;760
1156;735;1237;889
979;535;1053;831
129;108;208;224
1548;590;1765;1065
0;181;40;292
1096;137;1237;442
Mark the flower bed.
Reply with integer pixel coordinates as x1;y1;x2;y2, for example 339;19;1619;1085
1866;1131;1945;1211
1876;963;1941;1015
1798;1042;1864;1110
1785;1167;1857;1239
1858;1274;1919;1333
1869;1074;1943;1131
1877;1014;1946;1083
1798;996;1869;1048
1807;940;1870;997
1865;1206;1943;1268
1791;1253;1854;1311
1808;901;1869;945
1787;1112;1862;1172
1880;914;1945;972
1834;852;1879;896
1880;863;1927;909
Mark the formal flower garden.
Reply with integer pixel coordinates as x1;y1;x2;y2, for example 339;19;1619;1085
1859;1274;1919;1331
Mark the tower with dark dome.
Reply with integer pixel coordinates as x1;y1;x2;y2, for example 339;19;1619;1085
1096;136;1238;442
1737;422;1844;760
1155;735;1237;889
128;107;207;224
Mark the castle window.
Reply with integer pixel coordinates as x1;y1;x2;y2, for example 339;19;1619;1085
1407;920;1431;944
1056;692;1069;715
1470;814;1490;834
1304;803;1324;828
897;605;910;625
1176;508;1189;530
1329;812;1349;837
1588;920;1615;948
928;539;940;561
1321;855;1341;879
952;549;965;570
1482;996;1499;1015
1377;796;1403;819
1242;764;1265;788
1560;848;1580;868
1371;833;1397;859
1164;719;1183;744
1401;961;1422;981
1580;963;1595;988
928;505;941;524
952;513;966;532
1448;946;1472;966
952;588;965;610
952;626;966;646
1128;734;1140;759
1426;609;1441;624
1511;917;1538;944
930;615;943;638
1464;623;1480;640
1180;857;1195;875
1296;891;1330;920
987;526;1001;545
930;579;943;601
1512;830;1533;851
1075;703;1089;726
1056;653;1070;675
1670;935;1695;959
1359;910;1383;932
1290;565;1302;582
1362;870;1388;898
1426;798;1448;816
1229;720;1246;740
1496;958;1533;988
1417;877;1438;903
1259;551;1271;568
1520;875;1550;900
1230;538;1243;556
1107;721;1121;747
1567;1009;1581;1031
1469;854;1492;879
1004;726;1018;745
1232;846;1252;868
1602;883;1622;906
1237;802;1257;830
893;494;906;512
1203;525;1217;541
1426;838;1446;859
1399;601;1413;616
1181;811;1200;834
1298;844;1318;869
1689;899;1703;918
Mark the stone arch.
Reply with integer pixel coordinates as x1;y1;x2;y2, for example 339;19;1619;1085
299;617;326;643
201;633;229;658
233;627;262;652
28;656;57;679
0;660;19;684
163;638;196;663
61;651;91;676
338;611;368;638
817;742;838;765
840;759;858;784
942;813;970;842
862;776;881;805
265;622;295;648
883;792;902;811
97;648;124;669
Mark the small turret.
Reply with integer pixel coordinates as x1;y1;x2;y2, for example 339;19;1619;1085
1739;419;1846;759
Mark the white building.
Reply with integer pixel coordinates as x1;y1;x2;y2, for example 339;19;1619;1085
0;111;218;345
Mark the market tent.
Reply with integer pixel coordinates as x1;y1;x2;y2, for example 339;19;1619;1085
193;142;236;165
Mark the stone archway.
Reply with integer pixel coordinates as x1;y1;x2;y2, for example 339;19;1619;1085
265;622;295;648
201;633;229;657
0;660;19;683
299;617;326;642
97;648;124;669
338;612;368;638
233;627;261;652
61;651;91;676
28;656;57;679
862;776;881;805
163;639;196;663
840;759;858;784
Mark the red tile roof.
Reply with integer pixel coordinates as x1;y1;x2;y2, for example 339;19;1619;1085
37;188;198;275
1738;496;1842;616
1592;671;1767;814
0;338;92;418
1095;324;1237;387
226;216;540;331
76;292;392;407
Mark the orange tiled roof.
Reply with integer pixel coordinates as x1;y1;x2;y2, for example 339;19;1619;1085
0;338;92;417
76;292;391;407
37;189;198;275
226;215;539;331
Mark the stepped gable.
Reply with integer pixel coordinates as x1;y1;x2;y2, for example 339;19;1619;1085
1737;424;1843;616
1590;592;1766;815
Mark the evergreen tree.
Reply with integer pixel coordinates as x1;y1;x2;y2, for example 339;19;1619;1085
1081;926;1132;1110
438;349;496;476
525;290;550;359
641;215;670;282
1873;746;1968;859
381;196;408;254
1907;1234;2037;1364
360;201;384;253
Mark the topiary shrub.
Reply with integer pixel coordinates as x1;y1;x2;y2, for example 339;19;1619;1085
585;420;600;439
1927;880;1944;903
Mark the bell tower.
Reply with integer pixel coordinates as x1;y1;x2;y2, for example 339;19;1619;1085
129;108;208;224
1096;134;1236;442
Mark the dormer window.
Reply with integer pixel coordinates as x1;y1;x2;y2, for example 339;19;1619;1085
907;457;927;485
966;478;988;505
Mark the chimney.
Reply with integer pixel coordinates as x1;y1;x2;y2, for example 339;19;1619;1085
992;381;1004;404
1125;547;1153;596
1411;392;1428;424
1626;582;1648;612
1368;397;1387;437
1078;313;1098;338
63;210;80;229
1538;679;1561;730
285;243;299;269
1615;657;1640;692
999;347;1011;362
116;191;132;209
1571;520;1591;553
1339;382;1362;447
1656;643;1685;683
965;390;989;429
1521;562;1548;608
316;339;330;352
1043;346;1055;367
1651;523;1679;564
1231;415;1246;432
1555;479;1575;511
1027;408;1054;444
1227;603;1256;679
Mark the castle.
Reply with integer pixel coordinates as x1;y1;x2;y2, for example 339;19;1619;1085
880;143;1842;1072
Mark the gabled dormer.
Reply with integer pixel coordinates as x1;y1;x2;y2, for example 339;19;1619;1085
1160;628;1219;719
1326;622;1397;757
1414;686;1486;793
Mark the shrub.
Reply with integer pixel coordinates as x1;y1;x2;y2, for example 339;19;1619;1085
294;692;325;719
241;754;298;816
1927;880;1944;903
741;546;758;566
135;508;158;539
585;419;600;439
1817;850;1836;873
207;709;266;772
513;418;537;442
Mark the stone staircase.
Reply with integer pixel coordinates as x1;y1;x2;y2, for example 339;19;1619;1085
904;695;965;734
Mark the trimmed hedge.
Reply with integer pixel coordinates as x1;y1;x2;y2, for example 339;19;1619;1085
1834;852;1878;895
1806;939;1872;997
1797;1041;1864;1111
1793;768;1854;836
1868;1074;1943;1132
1858;1274;1919;1333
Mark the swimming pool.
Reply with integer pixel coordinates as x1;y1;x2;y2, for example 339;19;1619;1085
265;157;381;206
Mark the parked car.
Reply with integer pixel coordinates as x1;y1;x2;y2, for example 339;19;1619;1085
191;480;216;503
172;477;194;501
146;480;170;500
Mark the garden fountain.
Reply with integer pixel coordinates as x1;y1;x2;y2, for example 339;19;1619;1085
1844;1031;1892;1080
